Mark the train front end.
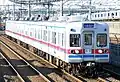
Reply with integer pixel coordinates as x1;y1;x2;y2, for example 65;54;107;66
67;22;109;77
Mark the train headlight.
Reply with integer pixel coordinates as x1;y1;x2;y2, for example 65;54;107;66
75;50;79;54
98;49;102;53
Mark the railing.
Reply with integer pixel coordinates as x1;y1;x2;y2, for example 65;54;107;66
109;33;120;66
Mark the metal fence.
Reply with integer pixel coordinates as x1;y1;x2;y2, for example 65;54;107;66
109;33;120;66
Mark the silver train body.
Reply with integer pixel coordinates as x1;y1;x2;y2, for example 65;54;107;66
5;20;109;77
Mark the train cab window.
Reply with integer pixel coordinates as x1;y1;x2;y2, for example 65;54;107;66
70;34;80;47
97;34;107;47
84;34;92;45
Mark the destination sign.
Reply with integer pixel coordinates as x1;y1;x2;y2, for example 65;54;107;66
83;23;94;28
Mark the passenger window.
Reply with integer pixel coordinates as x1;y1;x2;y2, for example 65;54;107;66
70;34;80;47
38;32;40;39
116;12;117;16
52;32;56;44
30;32;32;37
41;28;42;39
84;34;92;45
97;34;107;47
25;31;27;35
43;30;47;41
95;15;96;17
35;29;37;38
58;33;60;45
108;13;109;16
48;31;50;42
62;33;64;46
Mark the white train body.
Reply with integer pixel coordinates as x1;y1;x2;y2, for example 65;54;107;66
6;20;109;63
91;10;120;20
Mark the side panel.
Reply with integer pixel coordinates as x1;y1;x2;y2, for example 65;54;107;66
6;21;67;62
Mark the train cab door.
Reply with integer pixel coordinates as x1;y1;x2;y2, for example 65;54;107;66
82;31;94;60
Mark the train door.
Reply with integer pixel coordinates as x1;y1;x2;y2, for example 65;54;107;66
82;31;94;60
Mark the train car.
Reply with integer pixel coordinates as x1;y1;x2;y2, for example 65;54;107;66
91;10;120;67
5;19;109;77
91;10;120;21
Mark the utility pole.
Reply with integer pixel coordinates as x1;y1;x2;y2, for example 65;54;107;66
13;0;15;20
28;0;31;17
89;0;92;21
60;0;63;16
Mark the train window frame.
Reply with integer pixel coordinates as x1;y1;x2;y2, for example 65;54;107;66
96;33;107;47
70;34;80;47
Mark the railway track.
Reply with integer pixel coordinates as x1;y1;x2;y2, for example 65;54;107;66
0;38;50;82
0;52;23;82
1;35;120;82
0;36;85;82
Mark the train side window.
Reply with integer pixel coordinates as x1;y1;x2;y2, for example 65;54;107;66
98;14;99;17
43;30;47;41
41;27;42;40
58;33;60;45
52;32;56;44
116;12;117;16
30;28;33;37
95;14;96;17
108;13;110;16
38;31;40;39
97;34;107;47
30;32;32;37
104;13;106;17
34;28;36;38
70;34;80;47
25;31;27;35
48;31;50;42
62;33;64;46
